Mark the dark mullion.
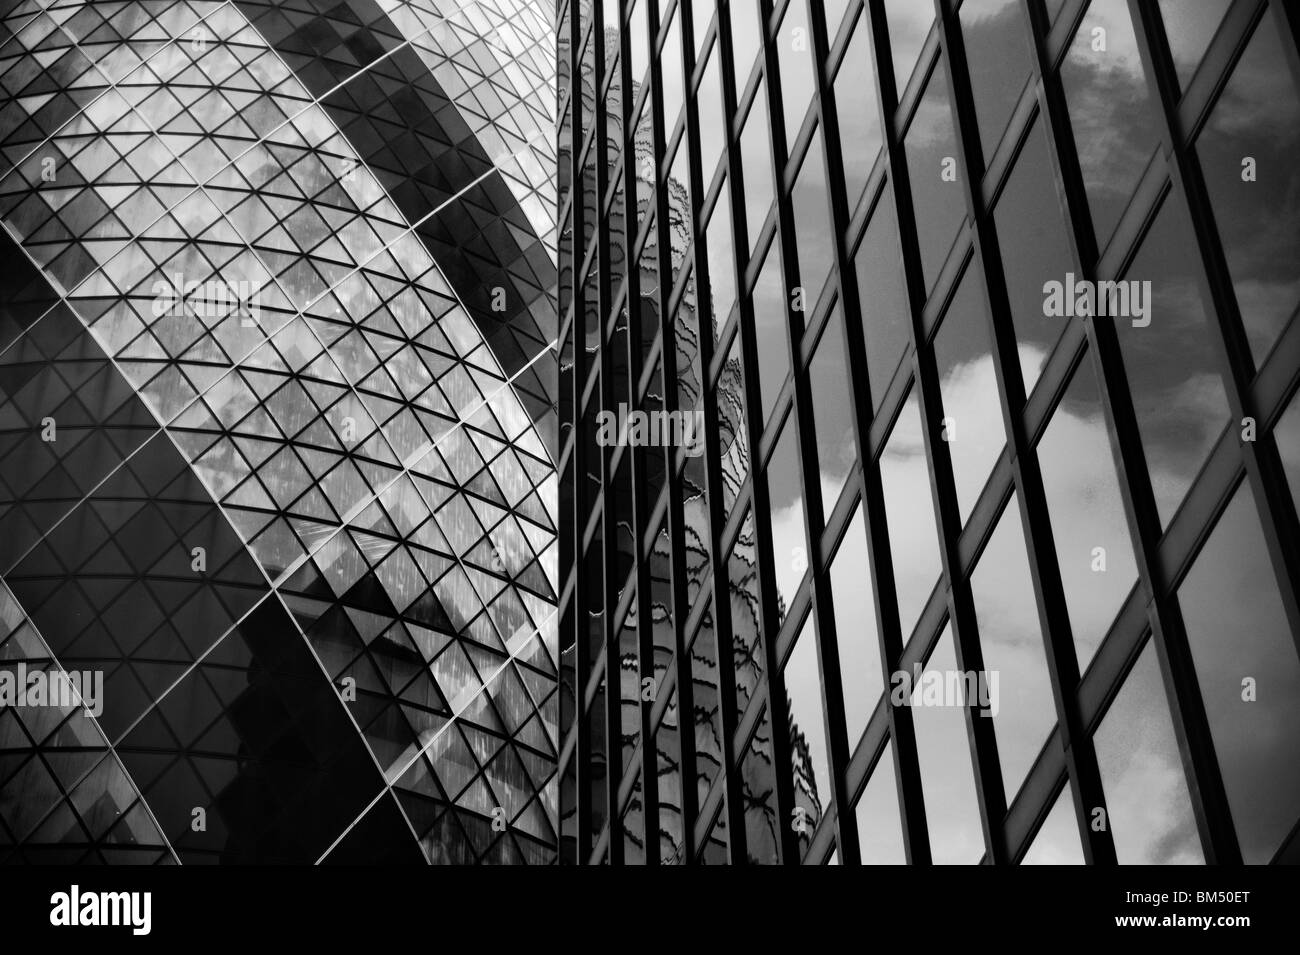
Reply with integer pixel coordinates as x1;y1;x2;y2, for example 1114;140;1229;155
685;0;747;862
794;0;867;867
1134;0;1300;663
903;0;1007;865
857;0;933;865
938;0;1116;865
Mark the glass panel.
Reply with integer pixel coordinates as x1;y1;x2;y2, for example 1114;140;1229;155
961;0;1032;164
831;505;882;746
752;232;790;426
656;688;685;863
809;306;857;509
933;264;1006;523
970;494;1055;799
1060;0;1159;249
1094;639;1204;864
785;611;831;859
729;0;763;96
1021;781;1084;864
776;0;816;144
854;184;912;408
1117;191;1230;527
661;5;685;123
884;0;933;92
690;608;724;800
1158;0;1231;90
1178;483;1300;864
911;625;984;863
834;9;883;210
855;741;907;864
767;416;806;620
741;705;780;863
729;508;764;709
705;182;737;340
905;60;964;293
697;47;726;185
792;129;834;308
993;118;1074;395
629;0;650;88
717;333;749;520
1196;19;1300;366
1036;357;1138;671
740;80;775;252
881;389;941;641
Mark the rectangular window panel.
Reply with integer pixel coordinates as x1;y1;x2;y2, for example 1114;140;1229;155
776;0;815;145
855;741;907;863
933;263;1006;523
1036;357;1137;671
881;389;941;641
741;705;780;864
833;8;883;211
1195;18;1300;367
884;0;932;92
767;415;806;619
1116;191;1230;528
1060;0;1159;250
809;305;858;509
728;508;764;709
905;60;964;293
912;625;984;863
831;505;882;747
740;80;775;253
854;184;912;408
752;232;790;426
785;611;831;859
993;117;1074;395
970;494;1055;800
961;0;1032;164
791;129;834;309
1094;639;1204;864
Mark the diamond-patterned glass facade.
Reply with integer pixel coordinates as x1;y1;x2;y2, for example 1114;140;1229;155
0;0;558;864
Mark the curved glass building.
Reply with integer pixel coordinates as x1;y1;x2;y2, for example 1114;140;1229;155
0;0;559;864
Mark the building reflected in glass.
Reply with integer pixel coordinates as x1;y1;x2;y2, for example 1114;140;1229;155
556;0;1300;865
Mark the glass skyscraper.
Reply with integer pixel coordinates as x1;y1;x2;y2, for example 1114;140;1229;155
0;0;560;864
556;0;1300;865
